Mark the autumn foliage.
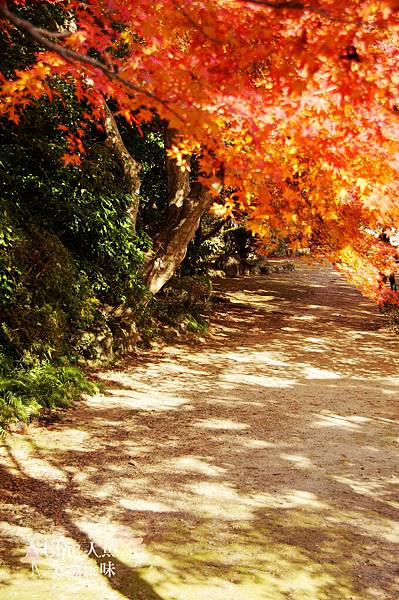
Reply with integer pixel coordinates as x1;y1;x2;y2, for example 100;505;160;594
1;0;399;302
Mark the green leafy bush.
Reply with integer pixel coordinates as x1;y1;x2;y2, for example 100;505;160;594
0;225;96;358
163;276;212;310
0;74;150;363
149;275;212;331
0;353;98;433
0;13;222;430
0;96;148;306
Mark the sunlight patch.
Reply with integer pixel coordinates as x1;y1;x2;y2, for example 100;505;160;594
194;418;249;430
303;366;341;379
302;346;325;353
89;391;187;412
326;509;399;543
251;489;326;510
163;457;226;477
221;373;296;388
224;351;287;367
186;482;254;520
290;315;317;321
119;498;174;513
243;439;277;449
332;475;385;499
280;453;314;469
311;414;361;430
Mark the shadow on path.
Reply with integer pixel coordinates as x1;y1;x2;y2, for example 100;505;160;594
1;261;398;599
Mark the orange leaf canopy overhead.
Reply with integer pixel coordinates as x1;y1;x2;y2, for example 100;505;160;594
1;0;399;301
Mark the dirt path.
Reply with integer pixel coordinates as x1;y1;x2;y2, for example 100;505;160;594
1;261;398;600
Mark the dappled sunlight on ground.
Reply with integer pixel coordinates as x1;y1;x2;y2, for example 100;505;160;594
0;261;398;599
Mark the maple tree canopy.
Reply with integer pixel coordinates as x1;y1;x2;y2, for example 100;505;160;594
1;0;399;302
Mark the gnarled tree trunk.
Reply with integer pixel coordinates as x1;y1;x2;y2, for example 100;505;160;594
144;128;212;294
145;182;211;294
103;101;141;231
102;115;211;294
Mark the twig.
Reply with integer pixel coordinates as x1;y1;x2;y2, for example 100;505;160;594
34;27;72;39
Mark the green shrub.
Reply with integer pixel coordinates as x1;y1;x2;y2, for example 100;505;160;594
163;275;212;310
0;225;97;358
0;353;98;433
0;84;149;359
186;316;209;334
148;275;212;331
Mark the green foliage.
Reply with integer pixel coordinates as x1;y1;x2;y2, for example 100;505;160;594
0;72;152;434
0;8;219;429
116;116;168;234
0;225;96;358
0;73;150;364
164;276;212;309
0;352;98;432
149;275;212;330
182;235;224;276
185;316;209;334
0;89;148;304
224;222;257;260
180;214;226;275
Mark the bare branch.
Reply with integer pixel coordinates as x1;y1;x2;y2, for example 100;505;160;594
239;0;359;23
0;2;184;123
242;0;307;9
34;27;72;39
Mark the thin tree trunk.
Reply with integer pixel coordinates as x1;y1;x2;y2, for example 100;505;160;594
164;127;191;227
103;101;141;231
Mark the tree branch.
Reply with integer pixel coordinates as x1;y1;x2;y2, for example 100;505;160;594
0;2;184;123
242;0;307;8
145;183;212;294
164;127;191;230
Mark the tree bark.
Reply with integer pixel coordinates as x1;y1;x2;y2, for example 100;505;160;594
143;128;211;294
164;128;191;227
101;118;211;295
145;181;211;294
103;102;141;231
